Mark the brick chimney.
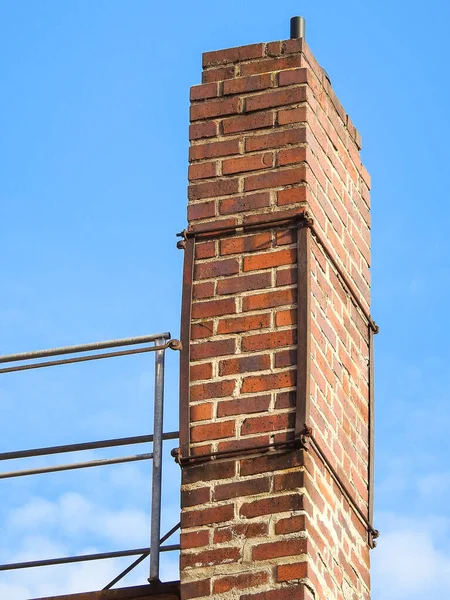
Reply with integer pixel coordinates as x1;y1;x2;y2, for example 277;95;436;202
177;29;375;600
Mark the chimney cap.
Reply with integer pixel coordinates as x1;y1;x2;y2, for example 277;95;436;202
290;16;306;40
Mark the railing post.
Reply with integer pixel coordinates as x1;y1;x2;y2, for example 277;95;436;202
149;338;165;582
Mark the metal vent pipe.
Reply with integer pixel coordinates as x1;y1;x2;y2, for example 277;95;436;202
290;16;306;40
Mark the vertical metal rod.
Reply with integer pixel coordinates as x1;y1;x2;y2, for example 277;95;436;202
149;339;165;582
290;16;306;40
368;326;375;547
295;224;311;440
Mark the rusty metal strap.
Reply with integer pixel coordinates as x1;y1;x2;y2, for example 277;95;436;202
177;209;308;243
173;437;307;466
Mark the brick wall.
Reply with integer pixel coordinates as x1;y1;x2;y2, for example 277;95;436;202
178;37;375;600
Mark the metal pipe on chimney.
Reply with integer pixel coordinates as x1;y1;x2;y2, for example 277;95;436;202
290;16;306;40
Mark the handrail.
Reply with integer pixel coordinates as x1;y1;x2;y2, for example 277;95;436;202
0;332;182;587
0;333;172;364
0;431;180;462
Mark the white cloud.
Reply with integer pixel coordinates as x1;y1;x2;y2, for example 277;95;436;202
7;492;149;547
372;515;450;600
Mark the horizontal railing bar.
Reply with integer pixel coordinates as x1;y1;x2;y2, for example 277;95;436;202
0;453;153;479
0;544;180;571
0;431;179;462
0;343;173;374
0;333;171;364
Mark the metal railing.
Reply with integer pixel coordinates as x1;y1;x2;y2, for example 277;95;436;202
0;332;182;589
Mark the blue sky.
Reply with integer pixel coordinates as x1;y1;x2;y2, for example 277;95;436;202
0;1;449;598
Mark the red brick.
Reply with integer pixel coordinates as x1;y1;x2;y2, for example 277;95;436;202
217;395;271;418
244;167;306;192
240;586;309;600
202;43;264;67
266;41;282;56
252;537;307;560
245;127;305;152
243;248;296;271
190;97;240;121
191;420;235;444
189;121;217;140
277;186;307;206
190;82;219;101
274;470;305;491
223;111;274;135
213;571;269;594
190;216;237;234
218;314;270;334
189;178;239;200
187;200;216;221
192;281;215;300
275;390;296;410
241;494;304;519
276;267;297;286
190;403;213;422
219;354;270;376
181;503;234;528
224;73;272;95
181;546;241;569
242;371;296;394
240;55;302;76
182;460;236;485
192;298;236;319
190;379;236;402
215;476;271;501
217;272;272;295
219;192;271;215
278;106;307;125
190;338;235;361
275;349;297;368
188;161;216;181
220;232;272;255
278;68;308;86
278;147;306;166
191;321;213;339
223;152;273;175
181;486;211;508
240;452;303;476
213;521;268;543
195;240;215;259
182;579;211;599
242;288;296;311
242;330;296;352
194;257;239;280
203;47;239;67
181;529;210;549
190;138;240;161
277;562;308;582
219;435;270;453
275;514;307;534
190;362;213;381
202;65;235;83
246;87;307;112
275;309;297;327
241;411;295;434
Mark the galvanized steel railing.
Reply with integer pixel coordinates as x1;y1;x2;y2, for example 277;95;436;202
0;332;182;588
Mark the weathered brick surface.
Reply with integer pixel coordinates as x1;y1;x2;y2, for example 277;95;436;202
181;36;371;600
